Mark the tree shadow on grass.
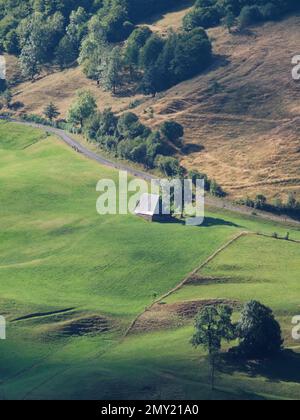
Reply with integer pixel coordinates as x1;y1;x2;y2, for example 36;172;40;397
201;217;240;228
181;143;204;155
141;0;195;26
156;216;185;225
157;216;241;228
219;350;300;385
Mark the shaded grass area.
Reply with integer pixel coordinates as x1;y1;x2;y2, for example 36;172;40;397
0;121;300;400
4;327;299;400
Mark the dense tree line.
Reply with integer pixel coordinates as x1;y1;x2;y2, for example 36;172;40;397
183;0;300;32
85;108;186;174
0;0;212;93
84;107;224;189
61;89;225;195
1;0;299;86
65;89;185;174
237;192;300;219
79;24;212;94
0;0;185;56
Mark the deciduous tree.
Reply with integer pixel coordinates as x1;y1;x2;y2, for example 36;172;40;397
191;305;236;390
68;89;97;128
235;300;283;359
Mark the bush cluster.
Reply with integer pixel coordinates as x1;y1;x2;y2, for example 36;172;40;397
85;108;185;174
237;193;300;218
183;0;300;32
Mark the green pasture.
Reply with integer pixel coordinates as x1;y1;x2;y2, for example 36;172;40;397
0;121;299;400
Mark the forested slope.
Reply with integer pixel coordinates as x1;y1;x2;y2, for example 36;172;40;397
1;0;300;206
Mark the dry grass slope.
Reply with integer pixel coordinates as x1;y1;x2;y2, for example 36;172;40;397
138;14;300;201
10;64;144;116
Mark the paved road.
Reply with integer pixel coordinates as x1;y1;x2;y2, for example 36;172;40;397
18;120;156;182
2;117;300;226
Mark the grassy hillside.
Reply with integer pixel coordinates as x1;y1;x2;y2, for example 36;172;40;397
166;234;300;341
0;122;300;400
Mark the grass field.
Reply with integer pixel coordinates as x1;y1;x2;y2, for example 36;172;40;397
0;121;300;400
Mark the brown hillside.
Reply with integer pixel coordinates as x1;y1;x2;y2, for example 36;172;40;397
138;14;300;201
10;65;144;116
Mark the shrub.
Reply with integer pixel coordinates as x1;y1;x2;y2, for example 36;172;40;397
117;112;150;139
155;155;182;177
238;6;262;29
259;3;280;21
189;170;210;191
210;179;226;197
160;121;184;146
183;7;220;30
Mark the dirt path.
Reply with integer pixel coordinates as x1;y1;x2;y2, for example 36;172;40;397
124;230;300;337
2;117;299;226
124;231;252;337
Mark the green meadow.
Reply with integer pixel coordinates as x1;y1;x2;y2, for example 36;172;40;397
0;121;300;400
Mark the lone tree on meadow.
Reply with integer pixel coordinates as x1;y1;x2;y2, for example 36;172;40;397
234;300;283;359
191;305;236;390
43;102;60;122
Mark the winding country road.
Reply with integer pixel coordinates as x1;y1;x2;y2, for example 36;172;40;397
2;117;300;226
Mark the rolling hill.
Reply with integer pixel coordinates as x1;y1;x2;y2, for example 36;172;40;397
1;121;300;400
2;0;300;403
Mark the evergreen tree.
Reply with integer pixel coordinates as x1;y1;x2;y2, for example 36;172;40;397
102;46;123;94
140;65;157;96
43;102;60;121
55;36;78;69
124;26;152;74
222;11;236;33
19;41;40;80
